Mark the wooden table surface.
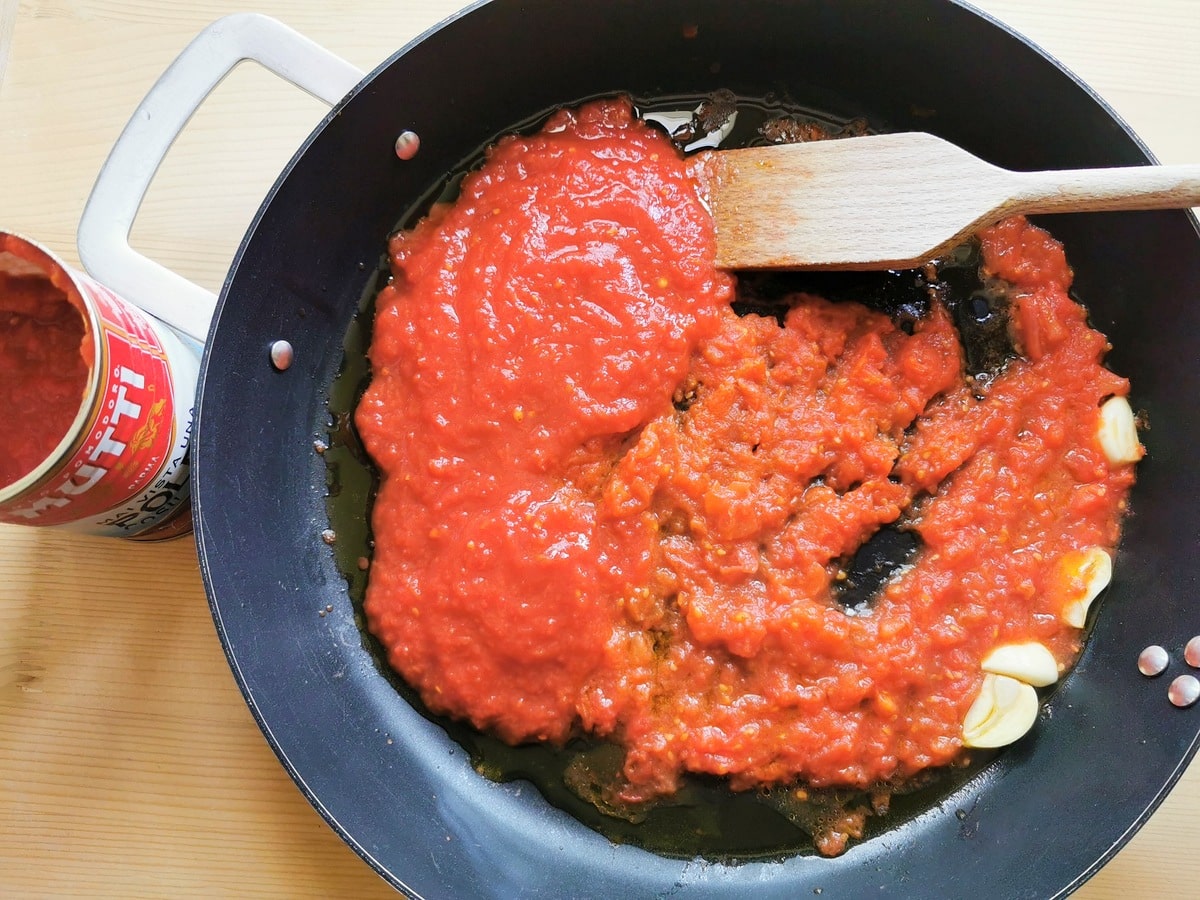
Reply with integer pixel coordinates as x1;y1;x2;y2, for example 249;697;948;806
1;1;1197;896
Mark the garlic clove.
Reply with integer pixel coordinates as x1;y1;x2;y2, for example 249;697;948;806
1059;547;1113;628
981;641;1060;687
962;677;997;736
962;673;1040;749
1096;395;1142;465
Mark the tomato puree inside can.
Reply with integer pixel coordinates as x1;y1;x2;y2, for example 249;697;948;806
0;244;91;489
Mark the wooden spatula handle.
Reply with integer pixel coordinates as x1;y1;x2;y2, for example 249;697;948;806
1010;164;1200;215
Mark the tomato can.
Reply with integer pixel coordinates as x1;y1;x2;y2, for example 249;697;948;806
0;232;198;540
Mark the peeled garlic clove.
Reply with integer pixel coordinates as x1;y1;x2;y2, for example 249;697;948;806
1097;395;1142;465
1060;547;1113;628
962;674;1040;749
981;642;1059;687
962;676;997;736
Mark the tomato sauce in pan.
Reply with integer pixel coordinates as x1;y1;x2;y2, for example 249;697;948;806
355;98;1138;841
0;269;89;489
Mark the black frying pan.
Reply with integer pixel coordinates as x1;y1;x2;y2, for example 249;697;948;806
189;1;1200;896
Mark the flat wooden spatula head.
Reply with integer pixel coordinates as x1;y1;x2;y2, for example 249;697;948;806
696;132;1200;270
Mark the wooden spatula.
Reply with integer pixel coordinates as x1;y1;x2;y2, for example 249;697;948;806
698;132;1200;270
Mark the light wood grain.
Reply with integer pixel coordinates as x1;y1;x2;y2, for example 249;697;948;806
0;0;16;89
0;2;1196;898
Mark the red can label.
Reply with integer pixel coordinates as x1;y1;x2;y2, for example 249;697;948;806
0;240;196;538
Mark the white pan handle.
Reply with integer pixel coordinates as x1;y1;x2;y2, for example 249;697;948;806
77;13;365;343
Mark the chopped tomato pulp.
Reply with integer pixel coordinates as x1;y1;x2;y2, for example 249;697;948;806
355;99;1137;809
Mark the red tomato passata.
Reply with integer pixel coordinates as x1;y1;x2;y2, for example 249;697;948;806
356;99;1137;804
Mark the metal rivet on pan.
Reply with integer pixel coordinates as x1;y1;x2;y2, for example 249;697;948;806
1185;636;1200;669
394;130;421;160
1168;675;1200;708
1138;645;1170;677
269;339;294;371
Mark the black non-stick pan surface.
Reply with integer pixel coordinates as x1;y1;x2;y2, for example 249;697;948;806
192;1;1200;896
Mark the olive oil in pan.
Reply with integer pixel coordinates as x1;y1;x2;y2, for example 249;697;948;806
321;95;1008;862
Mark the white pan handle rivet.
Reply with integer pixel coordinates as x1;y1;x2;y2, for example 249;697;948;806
1138;645;1170;677
1168;675;1200;708
1184;636;1200;669
395;131;421;160
269;340;294;371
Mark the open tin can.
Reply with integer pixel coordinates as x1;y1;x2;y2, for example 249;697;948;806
0;232;197;540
